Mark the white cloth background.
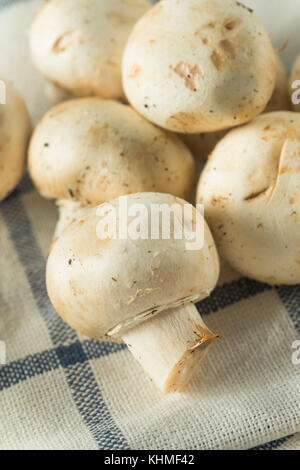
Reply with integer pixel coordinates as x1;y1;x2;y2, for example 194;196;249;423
0;0;299;450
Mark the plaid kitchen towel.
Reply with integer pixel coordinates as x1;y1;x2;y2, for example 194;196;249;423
0;0;299;450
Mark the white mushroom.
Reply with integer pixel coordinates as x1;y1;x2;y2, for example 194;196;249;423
28;98;195;238
197;111;300;285
122;0;277;133
0;80;31;202
0;0;69;125
29;0;150;100
290;54;300;112
179;54;289;161
46;192;220;393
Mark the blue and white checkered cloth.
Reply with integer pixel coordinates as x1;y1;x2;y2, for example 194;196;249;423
0;0;299;450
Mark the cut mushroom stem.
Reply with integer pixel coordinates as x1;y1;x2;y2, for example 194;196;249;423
121;303;218;394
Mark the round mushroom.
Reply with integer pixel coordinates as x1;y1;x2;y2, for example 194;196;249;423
197;111;300;285
28;98;195;238
290;54;300;112
29;0;150;100
122;0;277;133
179;54;289;161
46;192;220;393
0;80;31;202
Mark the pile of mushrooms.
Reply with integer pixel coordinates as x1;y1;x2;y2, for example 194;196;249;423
19;0;300;393
0;81;31;202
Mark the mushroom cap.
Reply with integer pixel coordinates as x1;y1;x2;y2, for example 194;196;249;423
290;54;300;112
28;98;195;204
197;111;300;285
122;0;276;133
29;0;150;99
0;81;31;202
46;192;219;341
179;55;290;161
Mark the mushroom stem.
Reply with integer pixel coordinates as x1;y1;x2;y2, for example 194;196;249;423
121;303;218;394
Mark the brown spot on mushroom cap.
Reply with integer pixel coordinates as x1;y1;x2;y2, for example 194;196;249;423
210;50;226;71
167;111;205;133
288;194;298;205
224;17;237;30
167;108;228;134
171;62;204;91
210;39;237;72
219;39;237;59
210;195;229;206
128;64;142;78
